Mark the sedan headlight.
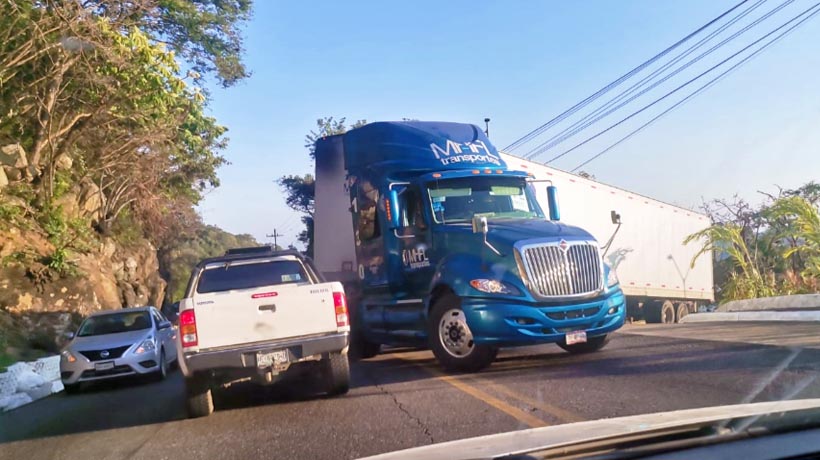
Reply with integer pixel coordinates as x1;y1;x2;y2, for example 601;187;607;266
470;279;512;294
134;337;156;354
606;266;619;287
61;350;77;363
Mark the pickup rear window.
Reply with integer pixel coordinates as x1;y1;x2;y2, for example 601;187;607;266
196;260;309;294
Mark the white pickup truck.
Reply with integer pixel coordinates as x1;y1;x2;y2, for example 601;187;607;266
176;247;350;417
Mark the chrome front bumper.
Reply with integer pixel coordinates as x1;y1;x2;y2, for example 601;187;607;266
60;349;162;385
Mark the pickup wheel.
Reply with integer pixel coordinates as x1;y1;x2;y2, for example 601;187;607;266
557;334;609;354
428;294;497;373
322;352;350;396
185;375;214;418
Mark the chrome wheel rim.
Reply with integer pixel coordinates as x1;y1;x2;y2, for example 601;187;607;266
438;309;475;358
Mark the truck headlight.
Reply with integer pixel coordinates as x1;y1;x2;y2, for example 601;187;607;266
606;266;619;287
470;279;513;294
61;350;77;363
134;338;156;354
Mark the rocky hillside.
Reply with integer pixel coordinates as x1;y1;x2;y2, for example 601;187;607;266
0;174;256;366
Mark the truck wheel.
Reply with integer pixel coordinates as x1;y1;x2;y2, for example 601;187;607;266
676;302;690;323
428;294;497;372
349;331;380;361
646;300;675;324
185;375;214;418
322;352;350;396
557;334;609;354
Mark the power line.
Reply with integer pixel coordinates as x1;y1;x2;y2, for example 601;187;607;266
542;2;820;167
502;0;751;152
532;0;795;162
524;0;775;160
570;3;820;172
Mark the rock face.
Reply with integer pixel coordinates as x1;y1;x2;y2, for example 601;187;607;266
0;144;30;182
0;226;167;340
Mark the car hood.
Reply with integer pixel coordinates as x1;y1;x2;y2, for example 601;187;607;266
69;329;151;351
359;399;820;460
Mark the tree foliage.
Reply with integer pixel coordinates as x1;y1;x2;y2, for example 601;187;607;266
0;0;251;254
279;117;367;256
686;183;820;302
159;224;258;303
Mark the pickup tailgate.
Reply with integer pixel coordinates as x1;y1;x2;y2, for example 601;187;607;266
193;281;341;351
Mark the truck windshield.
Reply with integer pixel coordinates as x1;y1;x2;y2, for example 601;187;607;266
427;176;545;223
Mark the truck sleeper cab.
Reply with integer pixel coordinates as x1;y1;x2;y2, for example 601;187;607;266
313;121;626;372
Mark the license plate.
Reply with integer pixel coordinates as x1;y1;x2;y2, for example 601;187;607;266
95;361;115;371
565;330;587;345
257;350;289;368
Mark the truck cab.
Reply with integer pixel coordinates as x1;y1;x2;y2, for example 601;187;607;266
314;121;625;371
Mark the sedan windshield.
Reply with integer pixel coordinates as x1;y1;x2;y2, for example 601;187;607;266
427;176;545;223
77;311;152;337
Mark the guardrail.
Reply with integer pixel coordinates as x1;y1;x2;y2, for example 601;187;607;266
0;356;63;412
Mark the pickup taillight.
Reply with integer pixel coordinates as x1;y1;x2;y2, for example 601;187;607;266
333;292;349;328
179;309;198;347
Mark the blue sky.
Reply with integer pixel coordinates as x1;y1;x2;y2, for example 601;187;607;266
198;0;820;248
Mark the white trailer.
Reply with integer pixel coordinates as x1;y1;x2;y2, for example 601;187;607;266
501;152;714;323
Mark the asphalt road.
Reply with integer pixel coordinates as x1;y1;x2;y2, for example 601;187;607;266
2;322;820;460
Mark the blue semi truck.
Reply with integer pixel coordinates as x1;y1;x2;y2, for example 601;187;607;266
313;121;625;371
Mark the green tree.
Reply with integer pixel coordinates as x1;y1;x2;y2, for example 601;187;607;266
278;117;366;256
0;0;250;249
686;187;820;302
159;225;258;303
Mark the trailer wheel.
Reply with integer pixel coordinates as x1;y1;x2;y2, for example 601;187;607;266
676;302;691;323
428;293;497;372
646;300;676;324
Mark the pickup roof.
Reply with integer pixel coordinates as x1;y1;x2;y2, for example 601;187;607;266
177;248;350;417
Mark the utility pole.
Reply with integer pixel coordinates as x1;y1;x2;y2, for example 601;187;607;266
266;229;284;249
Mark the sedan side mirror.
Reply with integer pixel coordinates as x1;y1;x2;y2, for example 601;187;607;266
64;331;75;340
158;321;172;330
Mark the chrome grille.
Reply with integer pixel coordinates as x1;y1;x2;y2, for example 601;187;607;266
521;242;602;297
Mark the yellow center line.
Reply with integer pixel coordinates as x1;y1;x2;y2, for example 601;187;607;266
390;350;586;426
427;367;549;428
393;353;547;428
468;377;586;423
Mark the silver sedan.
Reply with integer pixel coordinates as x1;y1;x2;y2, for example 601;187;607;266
59;307;177;393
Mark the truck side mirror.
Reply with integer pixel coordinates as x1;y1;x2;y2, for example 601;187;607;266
611;210;621;225
547;186;560;221
386;189;401;229
471;215;488;234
